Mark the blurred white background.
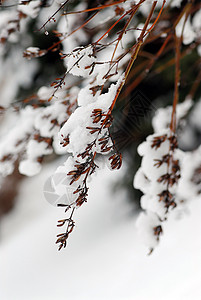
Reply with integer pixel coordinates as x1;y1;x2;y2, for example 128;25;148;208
0;159;201;300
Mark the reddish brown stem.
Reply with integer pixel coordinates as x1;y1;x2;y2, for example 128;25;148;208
63;0;128;15
123;32;172;96
170;33;181;133
110;0;146;63
109;0;158;113
94;7;133;45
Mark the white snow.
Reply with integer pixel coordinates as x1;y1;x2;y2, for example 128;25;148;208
19;159;42;176
18;0;41;19
152;99;192;133
0;106;39;176
19;140;53;176
66;46;96;78
175;15;196;45
0;159;200;300
170;0;183;8
59;76;124;157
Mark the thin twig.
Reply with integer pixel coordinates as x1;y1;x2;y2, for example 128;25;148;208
38;0;71;32
109;0;159;113
63;0;128;15
170;33;181;133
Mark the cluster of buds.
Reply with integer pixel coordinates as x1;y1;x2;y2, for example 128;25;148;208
23;47;47;60
134;130;182;251
56;208;75;251
151;134;181;212
109;153;122;170
67;155;97;186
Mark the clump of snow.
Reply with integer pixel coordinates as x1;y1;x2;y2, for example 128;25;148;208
136;211;161;249
26;46;40;53
139;0;168;16
190;98;201;130
23;46;47;59
35;101;68;138
134;129;182;220
19;140;53;176
176;15;196;45
18;0;41;19
19;160;42;176
66;46;96;78
59;75;123;156
37;86;55;100
0;11;19;44
134;129;184;248
152;99;192;132
170;0;183;8
134;96;201;250
0;106;39;176
178;145;201;201
192;9;201;33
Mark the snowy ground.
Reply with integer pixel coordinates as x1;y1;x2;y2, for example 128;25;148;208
0;159;201;300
